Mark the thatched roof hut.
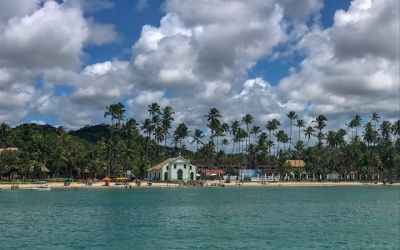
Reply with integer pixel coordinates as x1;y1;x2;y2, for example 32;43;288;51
285;160;306;168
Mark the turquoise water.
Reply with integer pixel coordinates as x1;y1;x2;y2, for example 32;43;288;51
0;187;399;249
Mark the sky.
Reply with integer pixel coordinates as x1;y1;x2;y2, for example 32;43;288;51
0;0;399;136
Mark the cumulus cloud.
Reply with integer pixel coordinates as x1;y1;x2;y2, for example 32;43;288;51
278;0;400;125
0;1;126;127
0;0;38;24
86;19;120;45
0;0;397;136
0;1;88;70
132;0;287;91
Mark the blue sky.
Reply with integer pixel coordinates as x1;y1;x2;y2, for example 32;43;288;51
0;0;398;132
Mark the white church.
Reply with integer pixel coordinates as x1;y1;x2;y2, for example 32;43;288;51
147;156;197;181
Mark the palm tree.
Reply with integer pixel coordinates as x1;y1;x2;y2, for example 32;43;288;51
287;111;298;149
266;119;280;154
326;131;337;148
147;103;161;140
380;121;392;142
392;120;400;141
104;102;126;126
104;102;126;176
141;118;153;160
295;119;305;143
351;114;362;139
304;126;315;146
148;103;160;117
161;106;175;154
250;125;261;142
205;108;222;148
242;113;253;148
275;130;288;152
230;120;240;154
190;129;204;153
336;128;347;148
213;123;225;153
313;115;327;148
174;123;189;149
363;122;375;147
370;112;380;132
236;128;247;155
141;119;152;140
347;120;355;140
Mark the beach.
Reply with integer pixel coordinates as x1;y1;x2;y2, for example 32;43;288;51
1;180;398;190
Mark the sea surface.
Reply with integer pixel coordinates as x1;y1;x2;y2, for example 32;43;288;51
0;186;399;249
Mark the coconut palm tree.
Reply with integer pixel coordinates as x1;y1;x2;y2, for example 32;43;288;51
266;119;280;153
174;123;189;149
161;106;174;154
104;102;126;176
250;125;261;142
313;115;327;148
242;113;253;148
370;112;380;132
275;130;288;152
230;120;240;154
326;131;338;148
363;122;376;147
392;120;400;141
205;108;222;148
351;114;362;139
287;111;298;149
296;119;305;143
191;129;204;153
304;126;315;146
336;128;347;148
380;121;392;142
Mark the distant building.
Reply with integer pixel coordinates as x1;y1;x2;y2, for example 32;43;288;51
147;156;197;181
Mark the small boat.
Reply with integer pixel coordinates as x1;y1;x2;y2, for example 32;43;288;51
31;181;51;191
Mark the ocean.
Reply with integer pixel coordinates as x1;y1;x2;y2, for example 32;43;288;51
0;186;399;249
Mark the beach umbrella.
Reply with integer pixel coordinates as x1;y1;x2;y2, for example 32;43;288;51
103;176;111;181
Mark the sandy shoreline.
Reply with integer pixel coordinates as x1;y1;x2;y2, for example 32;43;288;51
0;180;399;190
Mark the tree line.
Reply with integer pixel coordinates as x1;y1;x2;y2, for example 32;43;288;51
0;103;399;182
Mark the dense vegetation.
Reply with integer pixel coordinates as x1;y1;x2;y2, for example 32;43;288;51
0;103;399;182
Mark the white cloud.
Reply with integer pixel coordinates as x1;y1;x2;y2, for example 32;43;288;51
277;0;399;126
0;1;88;70
132;1;287;91
0;1;124;127
86;19;119;45
0;0;397;135
0;0;38;24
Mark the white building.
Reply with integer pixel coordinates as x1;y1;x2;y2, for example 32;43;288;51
147;156;197;181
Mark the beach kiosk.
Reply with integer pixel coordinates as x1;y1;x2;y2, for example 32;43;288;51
103;176;111;186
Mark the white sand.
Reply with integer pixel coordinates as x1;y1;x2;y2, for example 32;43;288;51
0;180;398;190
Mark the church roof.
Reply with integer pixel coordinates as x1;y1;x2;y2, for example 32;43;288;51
147;157;187;171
